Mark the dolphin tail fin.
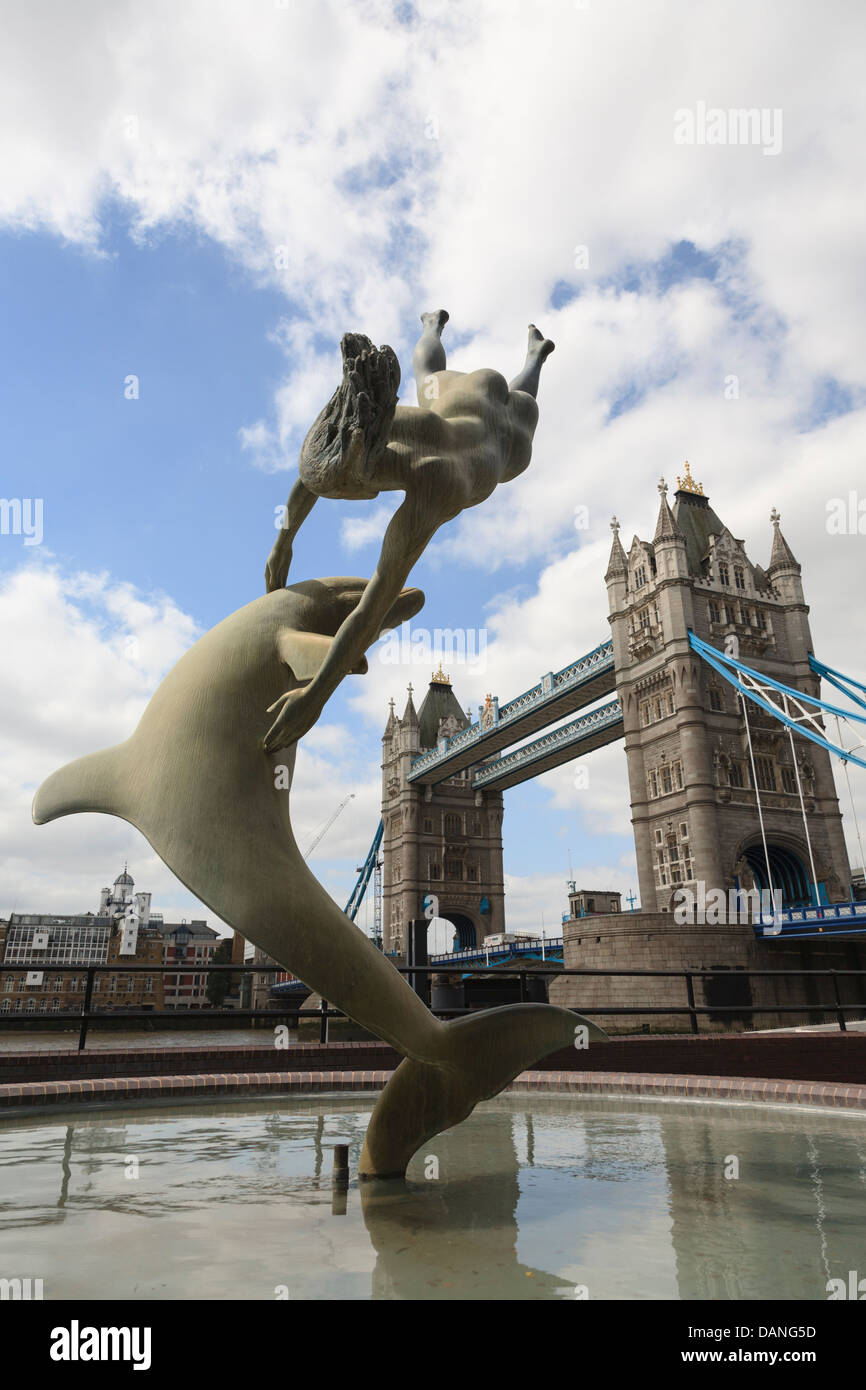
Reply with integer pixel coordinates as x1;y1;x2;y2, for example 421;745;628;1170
359;1003;606;1178
32;745;130;825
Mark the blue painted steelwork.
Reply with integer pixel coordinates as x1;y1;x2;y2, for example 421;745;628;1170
809;655;866;714
344;819;383;921
752;900;866;940
271;977;312;998
408;639;615;781
687;630;866;771
472;698;624;788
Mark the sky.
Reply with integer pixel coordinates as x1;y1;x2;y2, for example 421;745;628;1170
1;0;865;939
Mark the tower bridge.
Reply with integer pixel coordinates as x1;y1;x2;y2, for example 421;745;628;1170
364;463;866;959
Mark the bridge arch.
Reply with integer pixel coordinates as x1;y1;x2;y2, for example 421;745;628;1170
437;911;478;951
732;832;816;909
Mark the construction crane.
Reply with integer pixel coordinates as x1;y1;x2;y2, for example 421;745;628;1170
303;793;355;859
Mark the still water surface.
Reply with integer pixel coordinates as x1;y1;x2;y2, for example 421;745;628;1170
1;1094;864;1300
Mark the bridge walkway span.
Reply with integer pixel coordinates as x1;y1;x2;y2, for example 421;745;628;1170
472;698;624;790
408;638;615;786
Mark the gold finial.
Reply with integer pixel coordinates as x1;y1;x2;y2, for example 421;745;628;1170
676;460;704;495
431;663;450;684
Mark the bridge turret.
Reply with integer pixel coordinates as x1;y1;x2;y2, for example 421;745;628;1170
653;478;689;580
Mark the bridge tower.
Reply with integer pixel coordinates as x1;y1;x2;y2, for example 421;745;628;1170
381;667;505;955
605;464;851;913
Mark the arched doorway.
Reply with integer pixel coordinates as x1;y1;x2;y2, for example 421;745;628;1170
444;913;477;951
742;842;813;909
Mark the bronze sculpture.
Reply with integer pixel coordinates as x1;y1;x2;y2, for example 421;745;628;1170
33;312;605;1178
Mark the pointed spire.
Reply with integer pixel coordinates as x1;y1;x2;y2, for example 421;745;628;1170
767;507;800;573
382;696;397;741
605;515;628;581
402;682;419;727
654;477;683;542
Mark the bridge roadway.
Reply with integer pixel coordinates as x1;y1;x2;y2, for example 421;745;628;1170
408;638;617;787
429;937;565;966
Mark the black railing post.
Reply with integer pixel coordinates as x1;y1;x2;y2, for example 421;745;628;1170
685;972;699;1035
831;973;848;1033
319;997;329;1044
519;971;527;1003
407;919;429;1004
78;967;95;1051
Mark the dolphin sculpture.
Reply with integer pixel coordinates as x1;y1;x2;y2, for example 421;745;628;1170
33;577;605;1178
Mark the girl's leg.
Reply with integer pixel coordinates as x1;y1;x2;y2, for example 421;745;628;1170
509;324;555;399
412;309;449;403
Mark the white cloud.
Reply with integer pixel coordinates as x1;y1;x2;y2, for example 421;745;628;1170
340;501;400;552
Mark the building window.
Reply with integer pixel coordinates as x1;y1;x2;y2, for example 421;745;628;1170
635;565;647;589
0;1000;9;1012
709;685;724;712
25;998;36;1012
708;599;721;624
144;977;153;993
3;976;13;991
429;863;441;879
729;760;745;789
108;976;117;993
734;566;745;590
647;770;659;799
467;865;477;881
445;860;463;880
656;824;693;889
423;818;433;833
755;609;766;629
126;977;135;993
53;976;63;991
640;688;675;727
444;814;462;836
755;756;776;792
718;561;730;585
50;998;61;1012
781;766;798;794
659;765;673;795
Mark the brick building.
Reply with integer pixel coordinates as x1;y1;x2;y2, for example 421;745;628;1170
0;868;165;1016
0;868;222;1016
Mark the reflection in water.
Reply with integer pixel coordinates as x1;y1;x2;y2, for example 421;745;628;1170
0;1095;864;1300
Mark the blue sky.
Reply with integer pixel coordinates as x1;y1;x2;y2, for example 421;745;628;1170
1;0;864;934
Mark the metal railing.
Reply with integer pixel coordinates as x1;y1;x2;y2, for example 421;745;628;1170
1;959;865;1050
